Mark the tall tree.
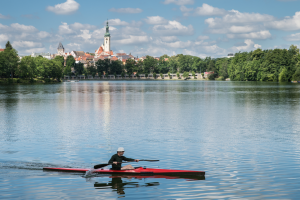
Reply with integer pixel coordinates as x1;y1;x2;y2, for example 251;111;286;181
66;55;75;68
4;41;19;79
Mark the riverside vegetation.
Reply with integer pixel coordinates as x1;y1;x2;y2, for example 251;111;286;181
1;41;300;84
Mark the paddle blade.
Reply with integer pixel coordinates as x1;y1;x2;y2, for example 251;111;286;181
139;160;159;162
94;163;109;169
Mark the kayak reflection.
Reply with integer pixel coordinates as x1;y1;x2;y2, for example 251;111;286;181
94;174;205;195
94;177;160;195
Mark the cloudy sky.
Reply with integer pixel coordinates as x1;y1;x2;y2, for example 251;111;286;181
1;0;300;58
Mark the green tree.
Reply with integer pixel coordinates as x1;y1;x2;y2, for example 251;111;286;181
125;59;135;76
279;67;288;82
17;56;37;79
143;56;157;73
66;55;75;69
54;56;64;67
63;66;71;76
87;65;97;77
292;67;300;81
183;71;189;79
74;62;84;75
4;44;19;79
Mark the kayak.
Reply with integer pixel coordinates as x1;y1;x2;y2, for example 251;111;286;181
43;166;205;176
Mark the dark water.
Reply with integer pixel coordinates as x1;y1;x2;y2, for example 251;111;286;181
1;81;300;199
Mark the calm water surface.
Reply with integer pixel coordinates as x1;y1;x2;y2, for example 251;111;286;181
1;81;300;199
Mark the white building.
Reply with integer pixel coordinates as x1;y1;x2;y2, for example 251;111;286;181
31;52;51;59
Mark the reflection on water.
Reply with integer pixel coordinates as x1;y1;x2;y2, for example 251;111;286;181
94;177;160;196
1;81;300;199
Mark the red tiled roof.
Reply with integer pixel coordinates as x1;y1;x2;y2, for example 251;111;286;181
0;49;4;52
111;56;118;61
116;53;126;56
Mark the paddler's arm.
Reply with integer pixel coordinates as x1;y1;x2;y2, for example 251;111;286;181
123;156;139;162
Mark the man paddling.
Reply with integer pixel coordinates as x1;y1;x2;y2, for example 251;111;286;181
109;147;139;170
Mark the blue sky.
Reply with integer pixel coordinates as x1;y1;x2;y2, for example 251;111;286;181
1;0;300;58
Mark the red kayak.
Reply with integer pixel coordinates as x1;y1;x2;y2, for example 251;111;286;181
43;166;205;176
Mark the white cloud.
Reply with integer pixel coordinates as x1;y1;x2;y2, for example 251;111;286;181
205;10;275;29
267;11;300;31
152;20;194;36
144;16;168;25
194;4;227;16
163;0;194;5
283;33;300;41
227;30;272;39
46;0;79;15
12;41;43;49
109;8;142;14
59;22;74;35
69;22;97;30
197;35;210;40
37;31;51;39
114;36;150;45
160;36;179;42
11;23;38;33
155;39;192;49
231;39;261;51
0;34;9;43
180;6;193;16
228;25;258;33
76;30;92;40
108;19;129;26
24;47;47;54
0;13;11;19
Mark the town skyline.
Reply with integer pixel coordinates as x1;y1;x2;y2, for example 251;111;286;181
1;0;300;58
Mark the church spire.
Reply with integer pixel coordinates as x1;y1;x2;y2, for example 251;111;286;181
105;20;110;37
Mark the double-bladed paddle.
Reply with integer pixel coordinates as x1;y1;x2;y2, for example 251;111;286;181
94;159;159;169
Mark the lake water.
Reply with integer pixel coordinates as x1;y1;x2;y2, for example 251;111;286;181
1;80;300;199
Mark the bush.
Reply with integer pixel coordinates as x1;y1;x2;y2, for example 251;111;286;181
160;73;163;79
176;72;180;79
16;79;21;83
7;78;13;84
153;72;156;79
208;74;216;80
44;78;51;83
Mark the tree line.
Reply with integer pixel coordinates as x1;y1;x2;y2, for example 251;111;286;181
1;41;300;82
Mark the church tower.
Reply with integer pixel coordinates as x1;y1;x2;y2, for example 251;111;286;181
104;21;110;52
57;42;64;55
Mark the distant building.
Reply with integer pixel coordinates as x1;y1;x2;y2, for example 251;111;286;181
0;49;4;52
227;53;234;58
31;52;51;59
71;51;85;58
204;71;214;78
95;21;113;58
57;42;65;55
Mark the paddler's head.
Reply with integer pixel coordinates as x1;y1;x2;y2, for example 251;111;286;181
117;147;125;156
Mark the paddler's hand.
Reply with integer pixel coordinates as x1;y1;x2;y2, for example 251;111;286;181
135;159;139;162
113;161;118;165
